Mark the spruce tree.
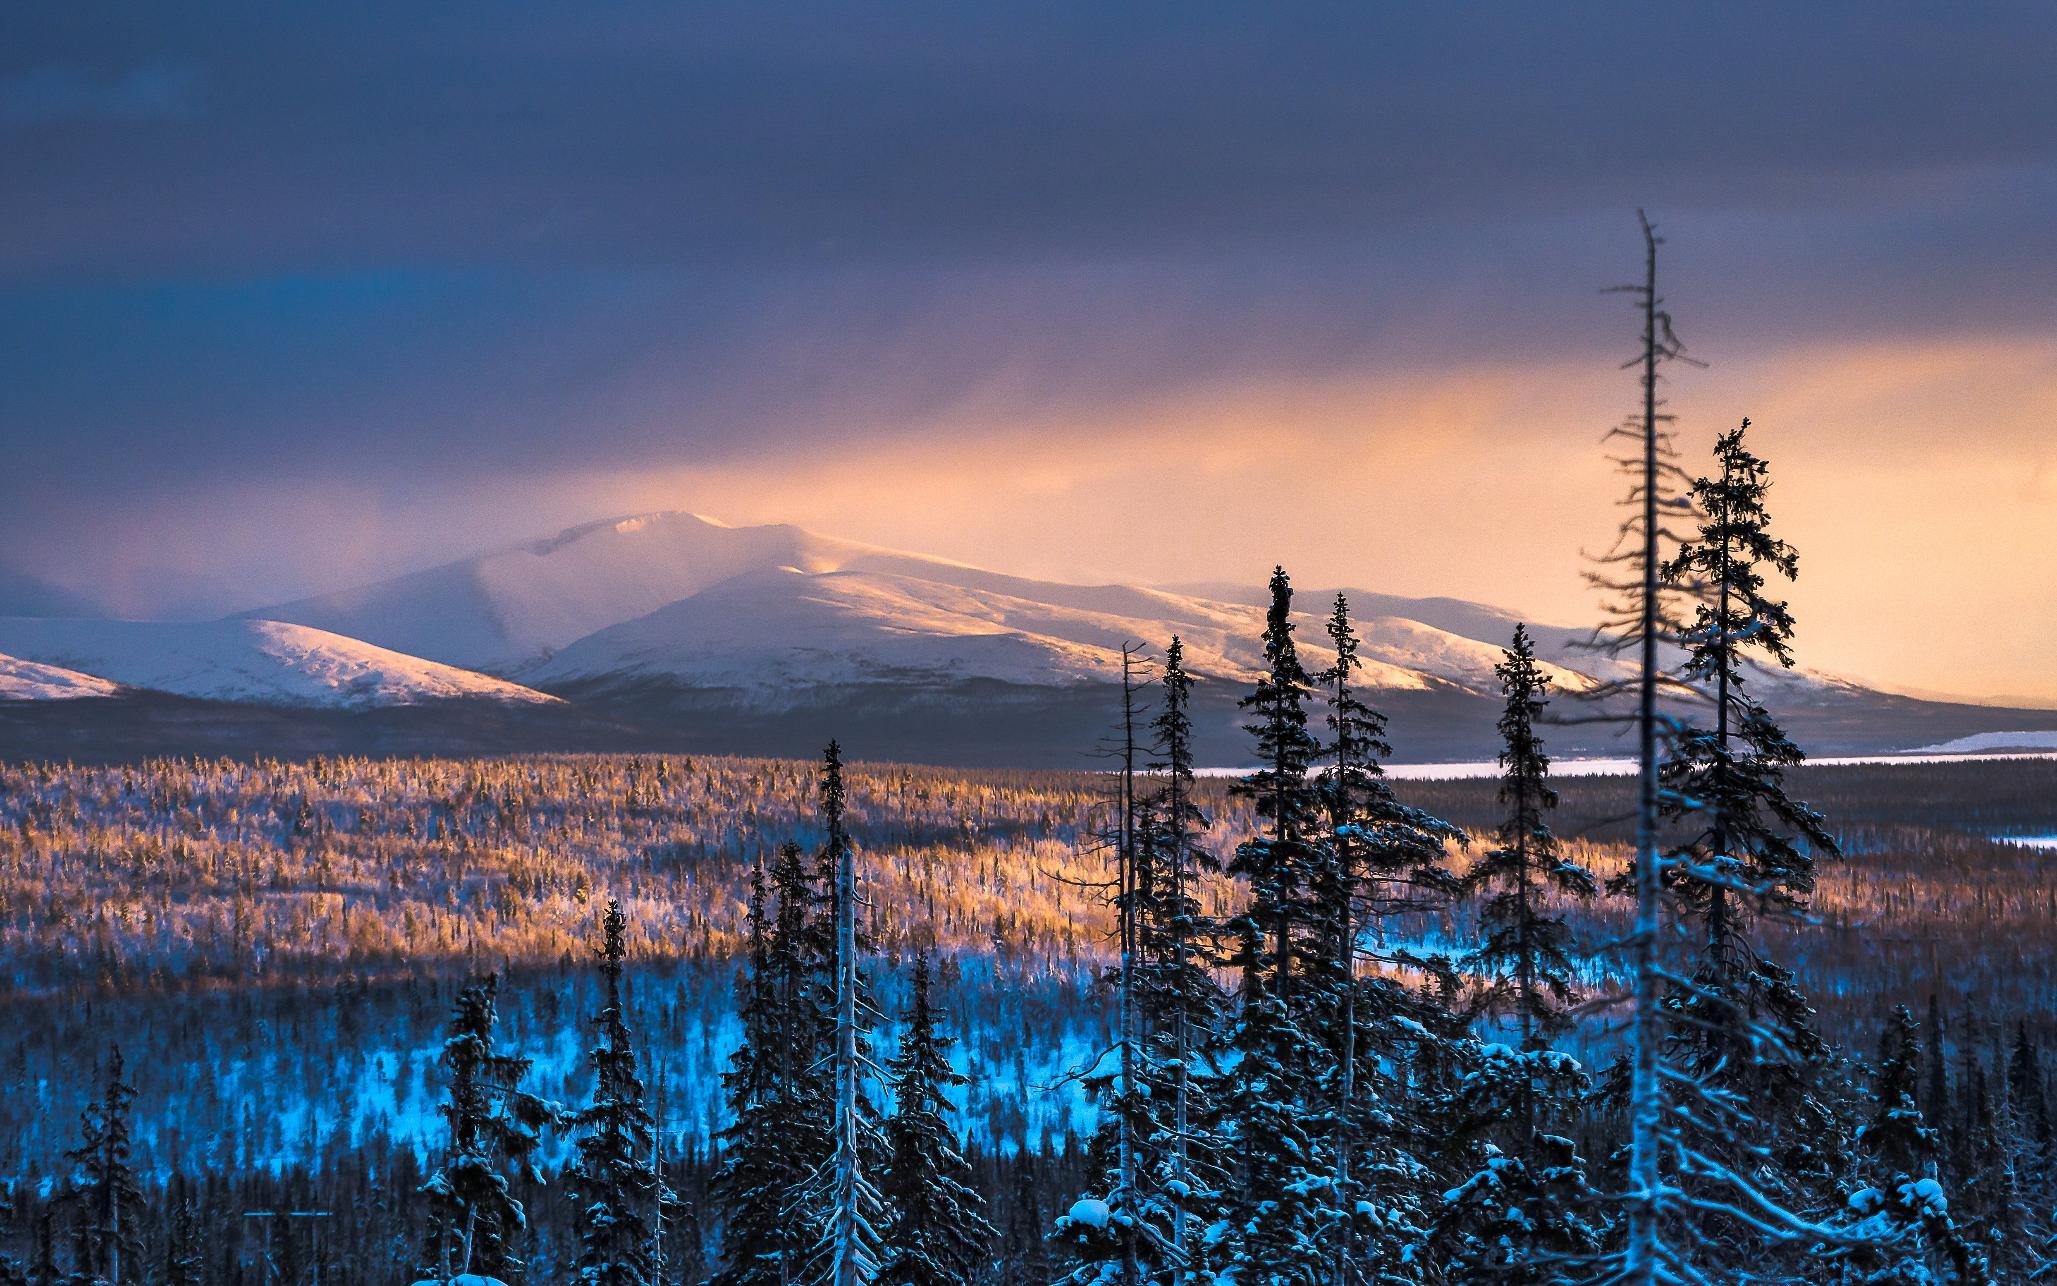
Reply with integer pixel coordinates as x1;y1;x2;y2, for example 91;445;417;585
63;1047;143;1286
799;742;888;1286
2006;1022;2051;1205
712;849;779;1286
1219;568;1333;1286
418;975;553;1286
1464;627;1595;1082
1140;637;1227;1286
879;954;996;1286
712;845;824;1286
569;900;666;1286
1232;569;1326;1012
1658;418;1845;1205
1311;593;1464;1285
1428;1040;1606;1285
1835;1007;1981;1285
1055;646;1161;1286
1431;626;1607;1284
161;1192;202;1286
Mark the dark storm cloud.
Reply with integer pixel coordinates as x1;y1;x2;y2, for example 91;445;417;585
9;3;2057;275
2;1;2055;561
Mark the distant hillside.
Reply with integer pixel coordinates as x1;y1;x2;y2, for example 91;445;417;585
0;510;2041;765
0;617;557;710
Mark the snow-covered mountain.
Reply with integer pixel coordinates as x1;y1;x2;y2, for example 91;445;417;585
6;508;2036;764
0;618;558;710
255;511;1591;699
250;513;907;674
0;653;121;701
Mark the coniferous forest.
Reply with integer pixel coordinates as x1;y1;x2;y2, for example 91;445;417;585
5;233;2055;1286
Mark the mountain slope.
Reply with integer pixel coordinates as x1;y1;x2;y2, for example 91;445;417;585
0;653;121;701
248;513;892;672
0;618;558;710
521;563;1594;699
219;508;2056;764
257;511;1591;698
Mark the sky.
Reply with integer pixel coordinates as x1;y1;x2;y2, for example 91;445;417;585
2;3;2053;704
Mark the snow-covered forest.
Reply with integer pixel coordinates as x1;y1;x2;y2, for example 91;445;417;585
8;237;2054;1286
6;610;2057;1286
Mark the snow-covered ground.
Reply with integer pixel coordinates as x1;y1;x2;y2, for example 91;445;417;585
0;651;121;700
0;617;559;709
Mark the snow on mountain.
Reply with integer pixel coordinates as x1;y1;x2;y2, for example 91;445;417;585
0;618;558;710
256;511;1595;696
250;513;895;673
0;653;121;701
522;564;1591;695
1907;730;2057;755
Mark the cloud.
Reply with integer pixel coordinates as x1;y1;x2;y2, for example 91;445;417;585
0;3;2053;699
0;62;197;126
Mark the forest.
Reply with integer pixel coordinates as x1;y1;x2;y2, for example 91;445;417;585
5;231;2052;1286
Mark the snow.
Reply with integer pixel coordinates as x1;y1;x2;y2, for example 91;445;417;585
254;510;1592;694
1064;1197;1112;1230
1998;835;2057;851
234;508;2028;715
0;617;559;710
1900;1176;1948;1213
0;651;120;700
1907;729;2057;755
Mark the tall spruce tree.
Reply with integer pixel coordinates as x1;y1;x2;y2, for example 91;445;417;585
1312;593;1464;1286
418;975;553;1286
1658;418;1845;1212
1055;646;1161;1286
879;954;996;1286
2006;1023;2051;1207
799;742;888;1286
1140;637;1227;1286
1219;568;1334;1286
63;1047;143;1286
569;900;666;1286
1465;627;1596;1077
1580;216;1859;1284
1430;625;1607;1284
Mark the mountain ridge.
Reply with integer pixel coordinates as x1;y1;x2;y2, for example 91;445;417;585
0;509;2046;766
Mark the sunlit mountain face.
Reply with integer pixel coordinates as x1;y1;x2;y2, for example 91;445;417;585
1;509;2049;766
